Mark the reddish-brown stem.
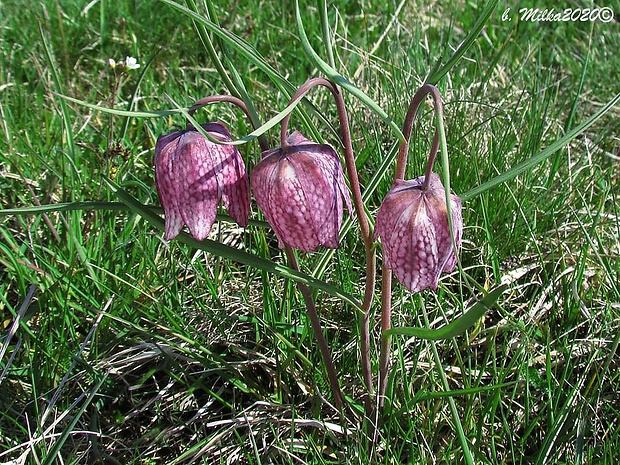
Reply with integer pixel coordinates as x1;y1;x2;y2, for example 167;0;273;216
189;95;270;152
394;84;443;184
378;84;445;409
189;95;343;410
378;264;392;409
281;77;376;413
284;246;344;412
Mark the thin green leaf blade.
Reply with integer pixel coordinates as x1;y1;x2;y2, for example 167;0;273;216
103;178;362;309
385;285;506;340
294;0;405;142
461;92;620;202
425;0;499;85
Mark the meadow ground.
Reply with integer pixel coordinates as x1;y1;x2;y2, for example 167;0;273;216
1;1;619;463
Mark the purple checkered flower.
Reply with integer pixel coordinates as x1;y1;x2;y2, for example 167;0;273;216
251;131;353;252
374;173;462;292
154;122;249;241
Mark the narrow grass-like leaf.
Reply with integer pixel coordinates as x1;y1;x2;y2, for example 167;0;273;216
0;202;269;228
201;0;266;133
384;285;506;340
39;22;80;183
0;202;128;215
461;92;620;202
186;0;239;97
42;375;108;465
414;381;518;401
295;0;405;142
160;0;296;94
104;178;362;309
319;0;336;69
547;34;591;187
420;298;475;465
425;0;499;85
164;91;309;146
163;0;329;145
39;23;75;155
55;92;178;117
58;89;311;148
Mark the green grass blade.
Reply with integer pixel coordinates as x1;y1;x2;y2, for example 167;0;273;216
384;285;506;340
120;50;161;140
42;375;108;465
319;0;336;69
425;0;499;85
295;0;405;142
164;91;308;146
186;0;239;97
160;0;296;94
0;202;269;228
38;23;75;157
201;0;266;133
103;178;362;309
55;92;177;117
57;90;309;147
0;202;128;215
421;298;475;465
461;92;620;202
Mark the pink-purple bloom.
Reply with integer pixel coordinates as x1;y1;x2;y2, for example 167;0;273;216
374;173;462;293
250;131;353;252
154;122;249;241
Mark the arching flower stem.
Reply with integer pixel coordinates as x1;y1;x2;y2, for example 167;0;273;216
378;84;445;409
189;95;270;152
281;77;376;413
394;84;442;183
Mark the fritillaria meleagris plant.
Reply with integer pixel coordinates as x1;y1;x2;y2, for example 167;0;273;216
151;82;463;418
376;84;463;407
154;96;252;241
250;77;378;413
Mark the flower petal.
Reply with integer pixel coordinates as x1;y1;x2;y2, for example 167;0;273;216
251;151;284;239
203;123;250;228
289;147;340;249
154;131;184;240
174;131;220;240
375;173;462;292
271;156;321;251
251;132;351;252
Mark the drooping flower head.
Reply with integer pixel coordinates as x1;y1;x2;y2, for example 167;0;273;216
154;122;249;241
374;173;462;293
251;131;353;252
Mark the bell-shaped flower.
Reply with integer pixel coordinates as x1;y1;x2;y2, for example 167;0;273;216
154;122;249;241
250;131;353;252
374;173;462;293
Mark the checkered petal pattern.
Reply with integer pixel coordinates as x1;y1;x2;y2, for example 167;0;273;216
374;173;462;292
251;131;353;252
154;122;249;241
